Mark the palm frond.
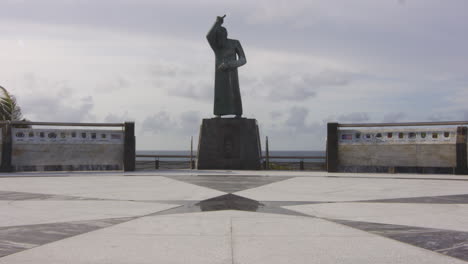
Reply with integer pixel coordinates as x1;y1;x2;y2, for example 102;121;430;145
0;85;23;121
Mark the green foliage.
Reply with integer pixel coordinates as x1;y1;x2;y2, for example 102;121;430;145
0;85;30;128
0;85;24;121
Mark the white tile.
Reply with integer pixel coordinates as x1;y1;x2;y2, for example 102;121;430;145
0;211;237;264
232;217;372;237
286;203;468;232
114;214;232;236
236;177;468;201
0;234;232;264
233;236;465;264
231;216;466;264
0;201;177;227
0;176;224;201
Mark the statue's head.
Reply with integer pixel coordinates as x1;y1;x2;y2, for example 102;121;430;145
216;26;228;48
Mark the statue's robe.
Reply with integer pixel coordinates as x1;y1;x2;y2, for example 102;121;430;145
207;23;246;116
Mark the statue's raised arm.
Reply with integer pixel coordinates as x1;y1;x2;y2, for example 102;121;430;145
207;15;226;51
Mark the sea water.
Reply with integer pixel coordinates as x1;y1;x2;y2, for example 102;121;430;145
136;150;326;162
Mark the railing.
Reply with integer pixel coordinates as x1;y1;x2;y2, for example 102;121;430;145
135;154;326;171
338;121;468;128
263;156;326;171
0;121;125;127
136;155;195;170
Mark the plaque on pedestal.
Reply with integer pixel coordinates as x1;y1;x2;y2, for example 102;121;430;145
197;118;261;170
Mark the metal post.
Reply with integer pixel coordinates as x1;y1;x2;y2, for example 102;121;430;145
300;160;304;171
190;136;194;169
327;123;339;172
123;122;136;171
265;136;270;170
155;159;159;170
0;122;13;172
455;126;467;174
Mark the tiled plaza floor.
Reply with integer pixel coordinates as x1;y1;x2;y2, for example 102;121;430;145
0;170;467;263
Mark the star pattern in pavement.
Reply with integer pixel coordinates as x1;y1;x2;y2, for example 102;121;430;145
1;172;468;262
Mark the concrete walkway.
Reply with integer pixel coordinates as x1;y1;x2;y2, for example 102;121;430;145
0;170;467;263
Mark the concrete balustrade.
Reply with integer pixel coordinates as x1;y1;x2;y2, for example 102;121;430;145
327;122;468;174
0;121;135;172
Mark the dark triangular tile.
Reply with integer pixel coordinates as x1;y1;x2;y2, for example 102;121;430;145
356;194;468;204
0;217;135;257
197;193;261;212
164;175;292;193
150;194;313;217
328;219;468;262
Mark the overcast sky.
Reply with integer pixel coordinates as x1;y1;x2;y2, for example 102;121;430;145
1;0;467;150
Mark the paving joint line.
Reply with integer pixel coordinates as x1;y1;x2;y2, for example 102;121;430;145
230;217;234;264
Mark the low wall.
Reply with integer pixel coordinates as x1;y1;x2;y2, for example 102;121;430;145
11;128;124;171
338;128;457;168
326;122;468;174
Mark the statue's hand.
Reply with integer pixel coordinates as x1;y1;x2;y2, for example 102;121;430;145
218;62;229;71
216;15;226;24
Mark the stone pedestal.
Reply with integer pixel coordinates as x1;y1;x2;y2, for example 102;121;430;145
197;118;261;170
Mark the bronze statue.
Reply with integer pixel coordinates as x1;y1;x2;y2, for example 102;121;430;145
207;15;246;117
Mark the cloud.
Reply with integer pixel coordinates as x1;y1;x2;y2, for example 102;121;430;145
269;111;283;119
141;111;201;135
2;1;468;151
149;61;213;103
283;106;321;133
336;112;370;123
261;106;328;150
256;70;351;101
22;95;95;122
104;111;134;123
14;73;96;122
166;82;212;102
95;76;131;93
382;112;407;123
280;111;369;140
304;70;350;87
180;111;201;135
285;107;309;128
463;111;468;121
141;111;176;134
149;63;193;78
427;113;453;122
266;74;317;101
245;0;315;25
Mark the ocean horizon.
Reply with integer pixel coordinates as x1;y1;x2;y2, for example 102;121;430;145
137;150;325;155
136;150;326;162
